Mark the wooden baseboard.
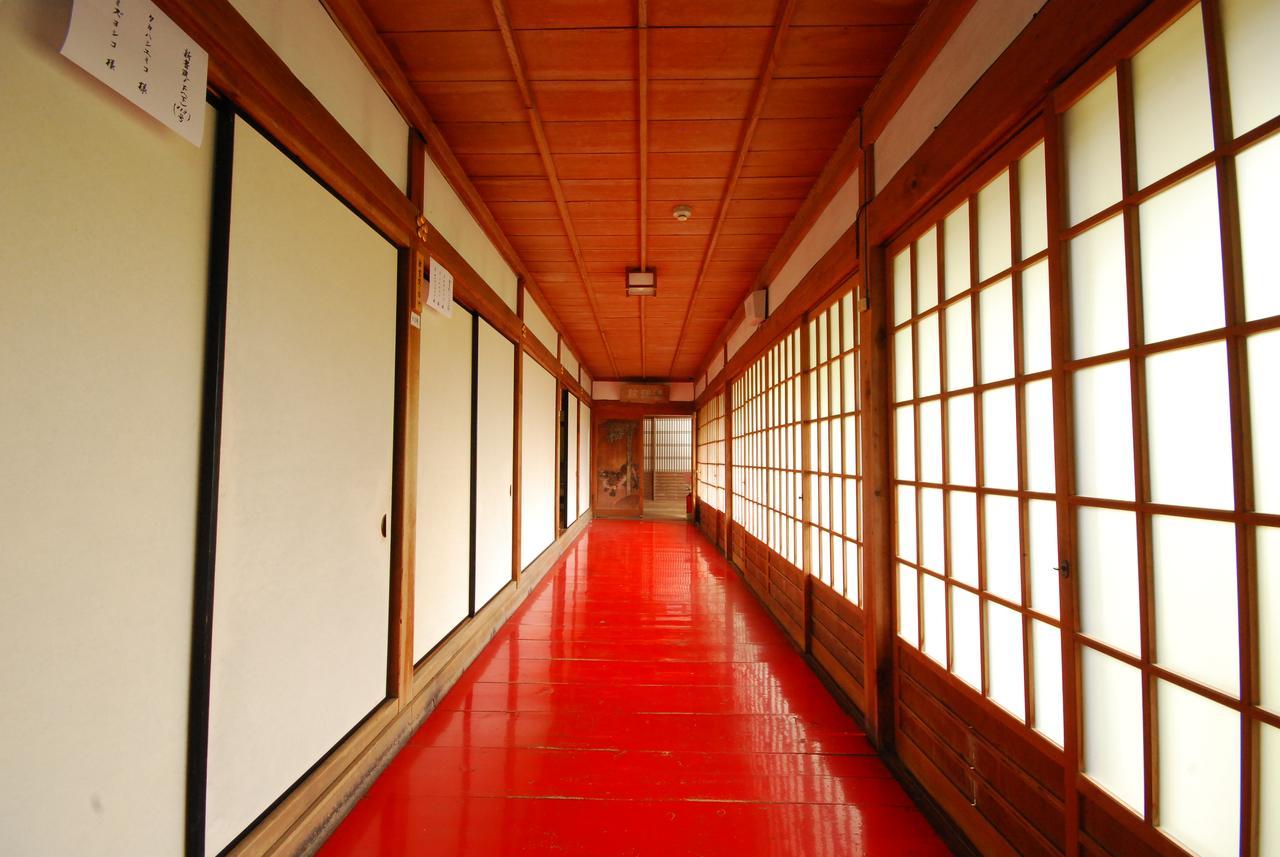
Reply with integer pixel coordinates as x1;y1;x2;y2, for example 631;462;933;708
226;512;593;857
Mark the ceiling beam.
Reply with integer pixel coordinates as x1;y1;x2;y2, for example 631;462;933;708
319;0;610;376
664;0;799;377
489;0;621;378
637;0;649;378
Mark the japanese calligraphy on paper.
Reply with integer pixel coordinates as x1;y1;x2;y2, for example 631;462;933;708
61;0;209;146
426;258;454;318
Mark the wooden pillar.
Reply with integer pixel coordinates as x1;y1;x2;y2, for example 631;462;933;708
387;131;426;704
859;144;896;752
512;279;525;582
800;318;814;653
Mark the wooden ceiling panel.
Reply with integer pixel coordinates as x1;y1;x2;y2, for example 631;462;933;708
518;29;636;80
505;0;634;30
437;122;538;154
734;176;813;198
386;31;511;82
762;78;873;119
648;28;772;79
793;0;927;26
649;152;736;179
364;0;494;32
740;148;830;177
454;153;546;177
542;122;638;154
560;179;639;202
487;200;563;220
567;200;641;220
751;117;851;151
649;80;755;121
551;153;637;180
535;81;638;122
647;0;780;27
415;81;526;122
471;178;556;202
359;0;929;382
776;25;911;78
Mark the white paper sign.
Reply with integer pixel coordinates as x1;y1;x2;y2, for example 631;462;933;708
426;258;454;318
61;0;209;146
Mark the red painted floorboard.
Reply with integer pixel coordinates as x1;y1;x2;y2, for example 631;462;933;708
318;521;952;856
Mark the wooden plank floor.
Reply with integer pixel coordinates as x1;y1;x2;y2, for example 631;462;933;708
319;520;952;856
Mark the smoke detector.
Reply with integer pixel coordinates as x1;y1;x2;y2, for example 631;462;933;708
672;204;693;222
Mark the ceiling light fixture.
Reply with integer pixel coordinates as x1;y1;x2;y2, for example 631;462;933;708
626;269;657;297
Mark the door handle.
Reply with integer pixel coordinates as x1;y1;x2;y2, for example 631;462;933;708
381;514;388;539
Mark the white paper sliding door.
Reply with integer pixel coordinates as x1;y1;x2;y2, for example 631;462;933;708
1;6;215;848
415;303;474;659
474;320;516;608
206;118;396;854
579;403;591;517
565;396;578;524
521;354;557;569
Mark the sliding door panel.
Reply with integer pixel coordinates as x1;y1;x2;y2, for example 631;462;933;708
206;118;396;854
474;321;515;608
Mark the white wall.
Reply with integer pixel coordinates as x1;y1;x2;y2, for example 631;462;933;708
579;404;592;518
475;321;516;607
524;293;558;354
425;156;519;310
229;0;408;190
520;354;557;569
415;303;474;659
0;3;213;853
768;169;860;308
206;117;396;854
874;0;1049;193
561;343;580;379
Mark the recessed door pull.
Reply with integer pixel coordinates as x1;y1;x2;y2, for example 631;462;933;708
381;514;388;539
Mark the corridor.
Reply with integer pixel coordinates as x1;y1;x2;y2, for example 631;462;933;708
319;521;951;856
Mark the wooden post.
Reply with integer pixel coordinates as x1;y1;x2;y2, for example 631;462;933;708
387;132;426;704
512;279;524;582
859;144;896;752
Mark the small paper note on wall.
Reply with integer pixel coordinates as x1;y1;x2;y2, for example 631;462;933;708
427;258;454;318
61;0;209;146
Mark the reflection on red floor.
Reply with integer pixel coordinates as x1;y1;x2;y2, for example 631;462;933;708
319;521;952;856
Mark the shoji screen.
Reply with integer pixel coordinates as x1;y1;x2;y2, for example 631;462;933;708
1;11;215;849
207;118;396;853
565;395;578;524
1059;2;1279;852
889;133;1060;740
520;354;556;569
731;331;803;565
474;321;515;608
697;393;726;512
806;288;862;602
414;303;473;659
578;404;591;518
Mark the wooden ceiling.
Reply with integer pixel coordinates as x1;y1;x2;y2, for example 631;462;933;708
359;0;927;380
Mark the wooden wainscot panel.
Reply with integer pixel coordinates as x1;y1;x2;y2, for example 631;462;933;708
810;577;866;636
1077;783;1182;857
898;645;1064;798
897;716;1020;857
972;776;1062;857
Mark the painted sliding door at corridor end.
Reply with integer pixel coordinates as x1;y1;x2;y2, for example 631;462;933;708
205;117;396;854
0;2;214;853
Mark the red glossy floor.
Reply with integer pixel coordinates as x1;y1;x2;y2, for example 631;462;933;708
320;521;952;856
